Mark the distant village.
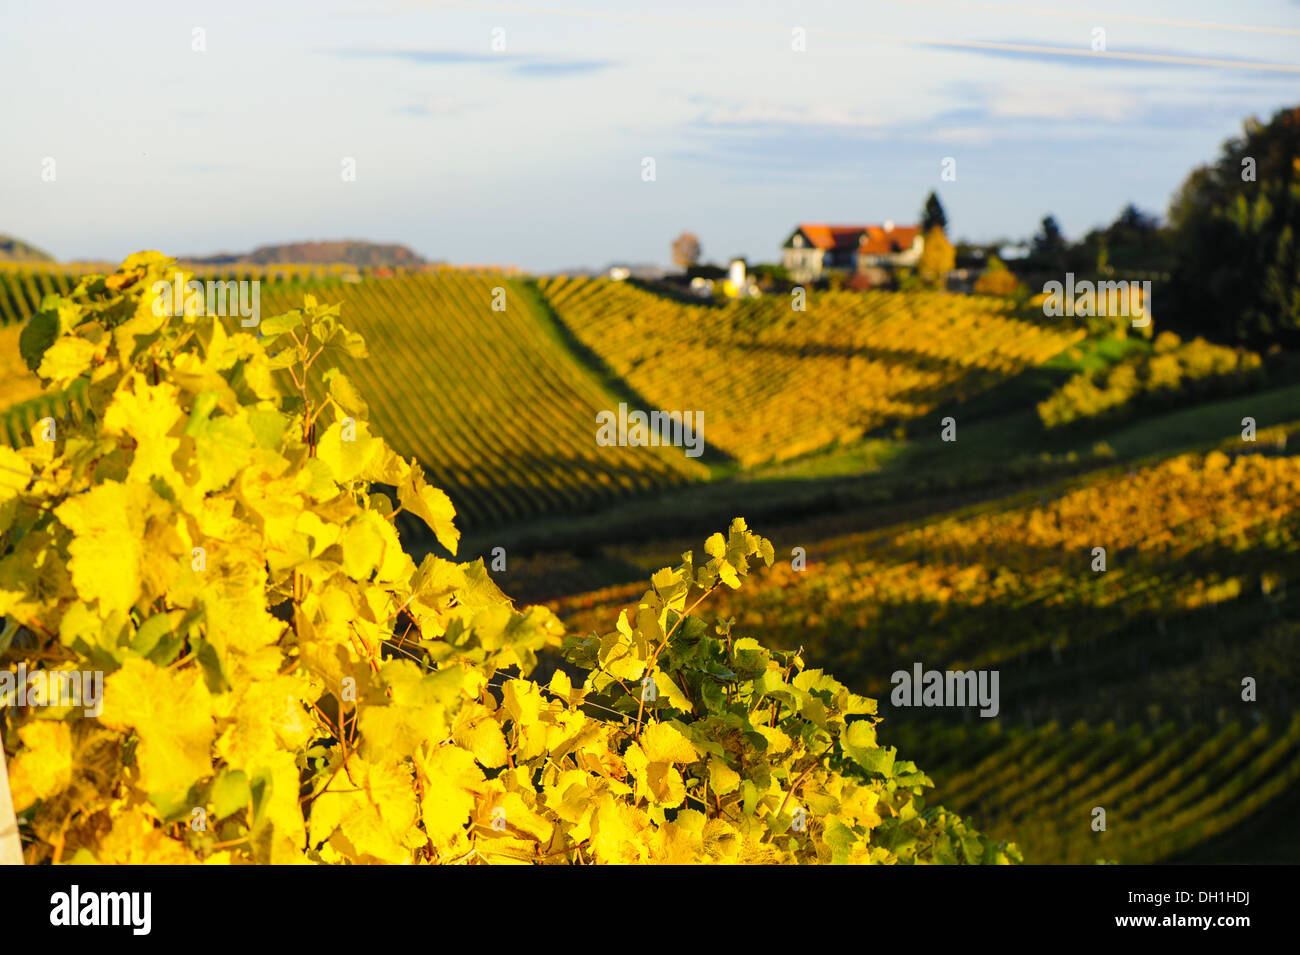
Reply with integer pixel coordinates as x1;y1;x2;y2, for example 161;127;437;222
600;191;1172;301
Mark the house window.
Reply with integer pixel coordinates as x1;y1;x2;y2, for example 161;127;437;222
793;235;804;247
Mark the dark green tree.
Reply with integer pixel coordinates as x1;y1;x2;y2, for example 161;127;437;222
1164;105;1300;347
920;191;948;232
1078;204;1170;274
1029;215;1068;272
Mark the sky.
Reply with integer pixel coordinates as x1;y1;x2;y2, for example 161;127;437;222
1;0;1298;271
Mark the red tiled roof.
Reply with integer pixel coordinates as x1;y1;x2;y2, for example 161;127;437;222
793;223;920;254
796;225;866;251
859;225;921;255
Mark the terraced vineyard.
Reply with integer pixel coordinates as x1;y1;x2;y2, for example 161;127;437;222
0;266;79;325
256;272;705;528
550;441;1300;862
891;716;1300;864
0;273;92;444
0;270;704;527
538;277;1087;465
558;444;1300;694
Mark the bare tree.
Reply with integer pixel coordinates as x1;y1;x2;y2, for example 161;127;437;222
671;232;701;270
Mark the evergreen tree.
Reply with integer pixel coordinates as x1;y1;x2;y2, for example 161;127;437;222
1030;215;1068;272
921;192;948;232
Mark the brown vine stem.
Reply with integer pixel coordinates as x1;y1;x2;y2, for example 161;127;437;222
633;583;717;739
206;836;249;852
770;742;835;837
536;839;588;860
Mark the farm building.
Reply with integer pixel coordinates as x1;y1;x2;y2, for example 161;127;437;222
781;222;923;283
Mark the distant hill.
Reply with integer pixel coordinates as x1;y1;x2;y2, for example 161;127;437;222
184;240;427;268
0;234;55;263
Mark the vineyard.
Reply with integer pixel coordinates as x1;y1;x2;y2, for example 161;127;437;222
1037;331;1266;430
0;254;1018;866
2;258;1297;865
0;271;704;528
538;277;1087;465
894;714;1300;864
557;446;1300;693
550;441;1300;862
257;274;706;529
0;266;79;326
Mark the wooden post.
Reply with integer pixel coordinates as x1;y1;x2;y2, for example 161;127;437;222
0;738;22;865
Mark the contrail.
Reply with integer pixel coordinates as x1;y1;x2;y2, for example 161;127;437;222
419;1;1300;74
885;0;1300;37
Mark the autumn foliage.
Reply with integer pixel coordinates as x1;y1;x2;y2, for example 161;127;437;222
0;254;1017;864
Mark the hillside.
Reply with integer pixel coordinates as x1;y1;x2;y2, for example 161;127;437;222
0;262;1296;866
547;438;1300;863
184;239;427;268
257;273;703;529
0;234;54;263
1;271;705;527
538;277;1086;465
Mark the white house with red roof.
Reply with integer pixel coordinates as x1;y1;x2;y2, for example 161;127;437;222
781;222;924;283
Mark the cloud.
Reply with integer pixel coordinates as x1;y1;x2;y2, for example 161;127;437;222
677;81;1188;180
922;39;1300;76
697;103;886;129
929;126;995;146
512;60;616;76
395;96;473;118
983;84;1137;122
331;48;619;77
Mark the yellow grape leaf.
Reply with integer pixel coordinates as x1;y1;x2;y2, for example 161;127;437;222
652;808;707;864
416;745;486;853
8;721;73;810
216;674;315;768
503;678;546;761
650;667;692;712
339;512;385;581
36;335;97;383
478;789;553;846
358;443;410;486
103;265;146;291
188;408;256;493
836;784;883;832
93;806;198;865
323;368;368;417
626;722;698;808
0;447;31;507
102;374;185;483
645;763;687;807
639;721;699;765
367;510;416;584
502;678;543;726
452;703;508;769
99;657;215;796
357;665;453;765
397;466;460;555
54;481;144;617
597;616;647;682
708;756;741;796
315;417;380;484
250;750;308;851
308;756;419;864
589;794;651;864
